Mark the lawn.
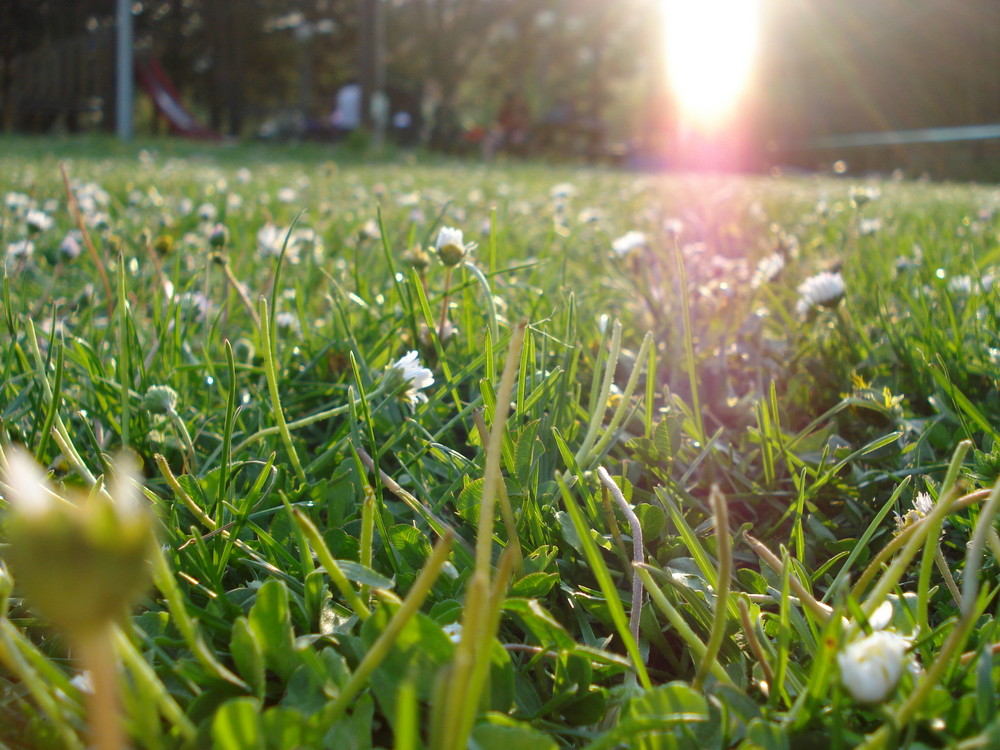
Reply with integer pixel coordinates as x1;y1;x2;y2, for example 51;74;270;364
1;137;1000;749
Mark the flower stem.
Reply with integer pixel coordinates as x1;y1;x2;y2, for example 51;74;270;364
78;625;124;750
438;266;453;342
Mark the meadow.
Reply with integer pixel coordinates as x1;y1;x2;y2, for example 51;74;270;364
1;137;1000;749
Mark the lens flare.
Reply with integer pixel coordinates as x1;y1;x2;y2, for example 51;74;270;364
663;0;761;130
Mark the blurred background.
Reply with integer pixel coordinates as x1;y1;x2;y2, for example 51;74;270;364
3;0;1000;180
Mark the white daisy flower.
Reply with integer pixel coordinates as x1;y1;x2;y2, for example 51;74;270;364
663;217;684;237
7;239;34;259
611;230;648;256
276;187;298;203
796;271;845;313
25;209;54;233
385;351;434;407
752;252;785;288
858;218;882;236
947;275;973;295
868;600;894;631
274;311;299;332
550;182;576;200
442;622;463;644
5;192;31;213
912;492;934;517
257;223;288;258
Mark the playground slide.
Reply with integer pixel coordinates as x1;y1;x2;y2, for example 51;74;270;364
135;57;219;139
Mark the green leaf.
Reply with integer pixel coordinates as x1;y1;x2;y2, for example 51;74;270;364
514;419;541;487
977;647;996;726
247;579;299;681
230;616;265;698
260;707;315;750
456;477;518;527
322;692;374;750
503;597;576;652
281;664;331;715
470;716;559;750
636;503;667;540
336;559;394;589
736;569;769;595
623;682;712;750
957;714;1000;750
709;685;760;746
456;477;486;525
489;638;517;713
211;697;264;750
554;651;593;697
363;607;452;724
654;416;678;461
509;572;558;598
561;687;608;726
555;510;584;554
386;524;432;571
429;598;464;623
742;718;789;750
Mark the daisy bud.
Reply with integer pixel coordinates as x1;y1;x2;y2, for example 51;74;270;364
402;245;432;272
142;384;179;415
1;448;157;638
208;223;230;248
435;226;467;267
153;234;175;256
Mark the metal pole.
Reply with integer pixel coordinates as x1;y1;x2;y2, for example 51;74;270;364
359;0;376;129
359;0;386;140
116;0;134;140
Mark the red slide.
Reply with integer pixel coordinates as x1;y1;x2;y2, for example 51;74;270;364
135;57;220;140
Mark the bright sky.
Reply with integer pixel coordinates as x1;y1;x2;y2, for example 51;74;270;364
663;0;762;129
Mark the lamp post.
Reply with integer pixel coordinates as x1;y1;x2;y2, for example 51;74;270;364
116;0;134;140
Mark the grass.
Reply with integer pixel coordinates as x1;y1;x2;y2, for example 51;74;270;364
1;135;1000;748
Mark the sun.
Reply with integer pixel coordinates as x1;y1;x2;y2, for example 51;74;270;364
663;0;761;130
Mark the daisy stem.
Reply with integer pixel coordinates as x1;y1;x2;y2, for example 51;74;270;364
217;255;261;328
60;162;114;320
78;624;123;750
438;266;453;342
934;545;962;607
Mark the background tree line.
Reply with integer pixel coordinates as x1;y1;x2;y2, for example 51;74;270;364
0;0;658;145
4;0;1000;175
